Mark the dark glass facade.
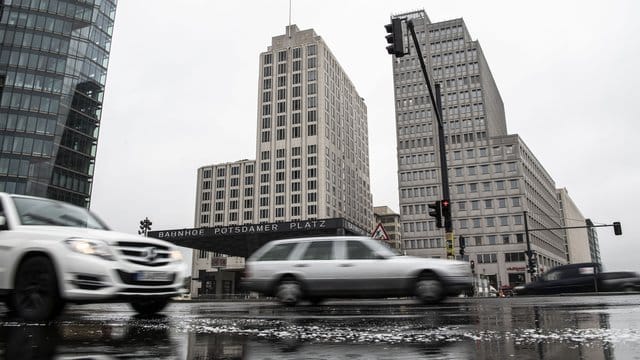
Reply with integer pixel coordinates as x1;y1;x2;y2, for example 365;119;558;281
0;0;117;207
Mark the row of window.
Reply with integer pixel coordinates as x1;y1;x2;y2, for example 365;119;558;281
428;25;465;39
430;49;477;65
6;0;94;23
1;27;71;55
453;178;520;194
404;234;525;250
399;169;438;182
263;44;317;65
0;135;54;157
402;216;524;233
200;204;318;225
0;113;57;135
452;162;518;177
398;136;434;150
429;38;465;52
445;131;488;144
402;197;521;217
399;186;439;199
458;197;522;210
1;91;60;114
260;124;317;142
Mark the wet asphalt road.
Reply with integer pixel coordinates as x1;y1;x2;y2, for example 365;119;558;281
1;295;640;359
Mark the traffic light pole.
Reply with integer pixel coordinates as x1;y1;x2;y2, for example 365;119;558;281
523;210;621;279
406;21;454;258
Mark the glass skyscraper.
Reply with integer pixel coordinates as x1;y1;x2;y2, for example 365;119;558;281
0;0;117;207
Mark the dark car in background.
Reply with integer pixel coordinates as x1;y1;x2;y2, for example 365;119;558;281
514;263;640;295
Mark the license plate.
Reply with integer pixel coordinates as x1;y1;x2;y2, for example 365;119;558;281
136;271;171;282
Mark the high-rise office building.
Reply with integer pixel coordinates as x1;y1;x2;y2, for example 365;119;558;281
391;10;572;287
191;25;373;297
0;0;117;207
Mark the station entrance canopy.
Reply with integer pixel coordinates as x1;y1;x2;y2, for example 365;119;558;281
147;218;369;258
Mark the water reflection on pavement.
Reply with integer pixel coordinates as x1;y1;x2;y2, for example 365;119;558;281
1;296;640;359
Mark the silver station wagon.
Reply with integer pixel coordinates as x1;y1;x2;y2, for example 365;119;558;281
241;236;473;305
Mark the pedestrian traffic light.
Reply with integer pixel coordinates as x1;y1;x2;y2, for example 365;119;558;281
459;235;466;257
428;201;443;228
613;221;622;235
470;260;475;270
384;18;405;57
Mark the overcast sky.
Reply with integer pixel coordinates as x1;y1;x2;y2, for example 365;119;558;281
90;0;640;272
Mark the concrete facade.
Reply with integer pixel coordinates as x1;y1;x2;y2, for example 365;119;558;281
557;188;592;264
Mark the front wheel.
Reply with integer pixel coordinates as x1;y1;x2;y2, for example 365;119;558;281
13;256;65;321
130;298;170;315
415;273;444;305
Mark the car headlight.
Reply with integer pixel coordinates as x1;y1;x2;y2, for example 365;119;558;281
169;249;183;262
65;238;115;261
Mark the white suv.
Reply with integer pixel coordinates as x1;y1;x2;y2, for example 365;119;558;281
0;192;188;320
242;236;473;305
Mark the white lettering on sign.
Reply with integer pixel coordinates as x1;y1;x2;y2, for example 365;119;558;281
157;229;205;238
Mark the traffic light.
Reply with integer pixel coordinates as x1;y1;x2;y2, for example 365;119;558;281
470;260;475;271
441;200;451;229
384;18;405;57
528;257;538;274
459;235;466;257
138;217;152;236
428;201;443;228
613;221;622;235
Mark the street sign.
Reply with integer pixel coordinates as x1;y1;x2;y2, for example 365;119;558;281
371;223;390;241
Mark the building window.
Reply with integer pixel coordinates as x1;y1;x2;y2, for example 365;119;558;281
498;198;507;208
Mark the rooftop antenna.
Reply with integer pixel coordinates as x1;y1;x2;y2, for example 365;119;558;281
288;0;292;38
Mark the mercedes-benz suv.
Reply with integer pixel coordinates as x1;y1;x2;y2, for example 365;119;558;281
0;192;188;320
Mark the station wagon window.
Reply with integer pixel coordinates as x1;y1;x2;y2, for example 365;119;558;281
301;241;333;260
257;243;297;261
346;241;377;260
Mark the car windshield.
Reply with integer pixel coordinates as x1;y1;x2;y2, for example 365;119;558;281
12;196;109;230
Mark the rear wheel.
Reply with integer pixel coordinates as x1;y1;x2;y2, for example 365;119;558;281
415;272;444;305
13;256;64;321
130;298;171;315
275;277;302;306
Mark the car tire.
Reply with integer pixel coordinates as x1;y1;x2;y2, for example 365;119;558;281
130;298;171;315
415;272;444;305
13;256;64;321
275;277;302;306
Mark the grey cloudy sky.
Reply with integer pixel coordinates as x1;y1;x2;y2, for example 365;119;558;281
90;0;640;272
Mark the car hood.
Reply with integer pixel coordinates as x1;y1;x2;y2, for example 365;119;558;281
14;225;176;248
